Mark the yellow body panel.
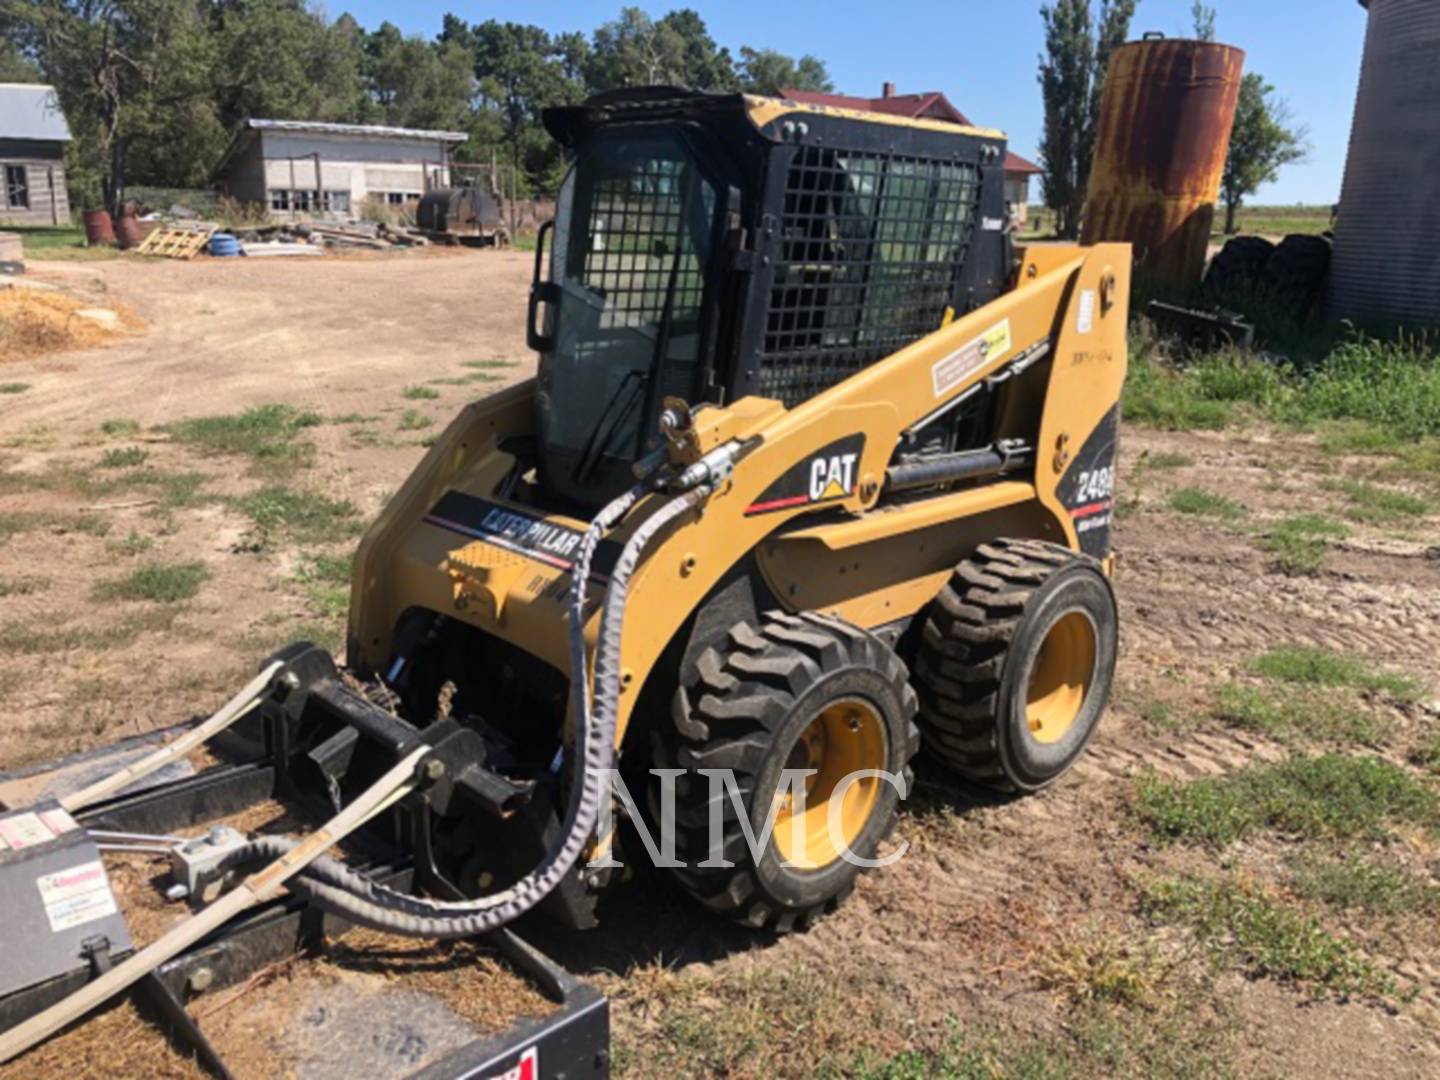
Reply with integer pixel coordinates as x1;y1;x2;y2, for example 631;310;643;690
742;95;1007;141
348;244;1132;748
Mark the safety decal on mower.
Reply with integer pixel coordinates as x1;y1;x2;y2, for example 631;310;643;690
1056;406;1120;559
745;434;866;516
425;492;619;578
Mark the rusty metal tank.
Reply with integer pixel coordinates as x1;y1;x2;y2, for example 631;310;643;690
1330;0;1440;331
1082;35;1245;287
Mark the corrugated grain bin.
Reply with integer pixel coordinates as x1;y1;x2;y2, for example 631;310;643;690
1082;37;1245;287
1330;0;1440;331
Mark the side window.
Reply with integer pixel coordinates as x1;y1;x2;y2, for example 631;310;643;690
5;166;29;210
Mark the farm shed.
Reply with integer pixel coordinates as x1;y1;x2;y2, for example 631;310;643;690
217;119;468;221
0;83;72;227
781;84;1045;224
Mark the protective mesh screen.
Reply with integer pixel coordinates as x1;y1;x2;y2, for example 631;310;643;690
758;147;980;406
577;155;708;334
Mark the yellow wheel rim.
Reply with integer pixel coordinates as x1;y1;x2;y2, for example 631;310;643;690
1025;611;1098;745
773;698;887;871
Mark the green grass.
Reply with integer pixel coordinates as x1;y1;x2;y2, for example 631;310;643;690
106;531;154;557
99;418;141;437
0;576;46;598
402;385;440;400
1124;325;1440;453
93;560;210;603
1136;450;1194;471
0;510;109;541
461;359;519;370
1256;514;1349;575
0;383;29;395
0;609;179;654
295;553;351;620
1252;645;1421;699
1211;204;1332;239
1212;684;1388;747
99;446;149;469
164;404;322;475
1134;754;1437;848
3;224;120;261
1168;487;1246;520
397;409;433;432
1290;852;1440;917
232;486;361;548
1142;875;1393;1000
429;372;505;387
1323;478;1431;525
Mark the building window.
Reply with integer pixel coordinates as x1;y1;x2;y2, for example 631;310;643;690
268;189;351;215
383;192;422;206
5;165;28;210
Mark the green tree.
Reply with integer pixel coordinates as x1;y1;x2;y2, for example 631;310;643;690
657;10;738;91
1192;2;1217;40
1038;0;1138;239
0;33;41;82
360;22;472;131
737;46;832;96
587;7;684;88
469;20;580;194
211;1;366;131
9;0;220;210
1221;73;1309;234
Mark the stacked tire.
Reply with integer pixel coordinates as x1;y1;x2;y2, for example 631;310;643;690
1205;233;1333;314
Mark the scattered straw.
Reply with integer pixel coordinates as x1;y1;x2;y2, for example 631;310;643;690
0;289;141;362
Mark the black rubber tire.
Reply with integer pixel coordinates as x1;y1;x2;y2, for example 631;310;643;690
1262;233;1332;309
653;611;920;932
1204;235;1275;297
914;539;1117;794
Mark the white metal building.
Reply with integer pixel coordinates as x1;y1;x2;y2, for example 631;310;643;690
218;119;467;220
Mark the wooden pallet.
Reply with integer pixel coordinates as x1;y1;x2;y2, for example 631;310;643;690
135;224;216;260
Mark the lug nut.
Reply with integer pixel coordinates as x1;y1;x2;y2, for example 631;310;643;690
423;759;446;782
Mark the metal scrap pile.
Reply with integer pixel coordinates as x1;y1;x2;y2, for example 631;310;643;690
231;220;433;257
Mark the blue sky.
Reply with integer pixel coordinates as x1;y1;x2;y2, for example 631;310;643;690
335;0;1366;205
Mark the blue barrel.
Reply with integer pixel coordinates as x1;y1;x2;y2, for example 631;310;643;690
209;232;241;257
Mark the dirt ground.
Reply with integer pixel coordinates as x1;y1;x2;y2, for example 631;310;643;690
2;250;1438;1078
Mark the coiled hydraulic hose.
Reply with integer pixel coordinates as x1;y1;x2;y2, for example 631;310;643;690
233;480;712;938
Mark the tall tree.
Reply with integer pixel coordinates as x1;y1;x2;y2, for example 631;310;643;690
656;10;738;91
10;0;220;210
586;7;685;88
1038;0;1138;239
470;20;580;194
1221;74;1308;234
737;47;832;96
1191;2;1217;40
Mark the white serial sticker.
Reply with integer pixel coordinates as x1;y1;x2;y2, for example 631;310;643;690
931;319;1013;398
1077;289;1096;335
0;812;55;851
36;860;118;933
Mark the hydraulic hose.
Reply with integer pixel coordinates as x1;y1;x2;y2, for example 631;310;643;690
252;480;712;938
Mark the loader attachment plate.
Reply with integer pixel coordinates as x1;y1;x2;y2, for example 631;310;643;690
0;650;610;1080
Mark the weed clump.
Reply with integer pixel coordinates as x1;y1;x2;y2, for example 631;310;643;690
1134;754;1437;848
94;560;210;603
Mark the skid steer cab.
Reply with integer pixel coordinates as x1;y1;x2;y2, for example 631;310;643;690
347;86;1131;933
